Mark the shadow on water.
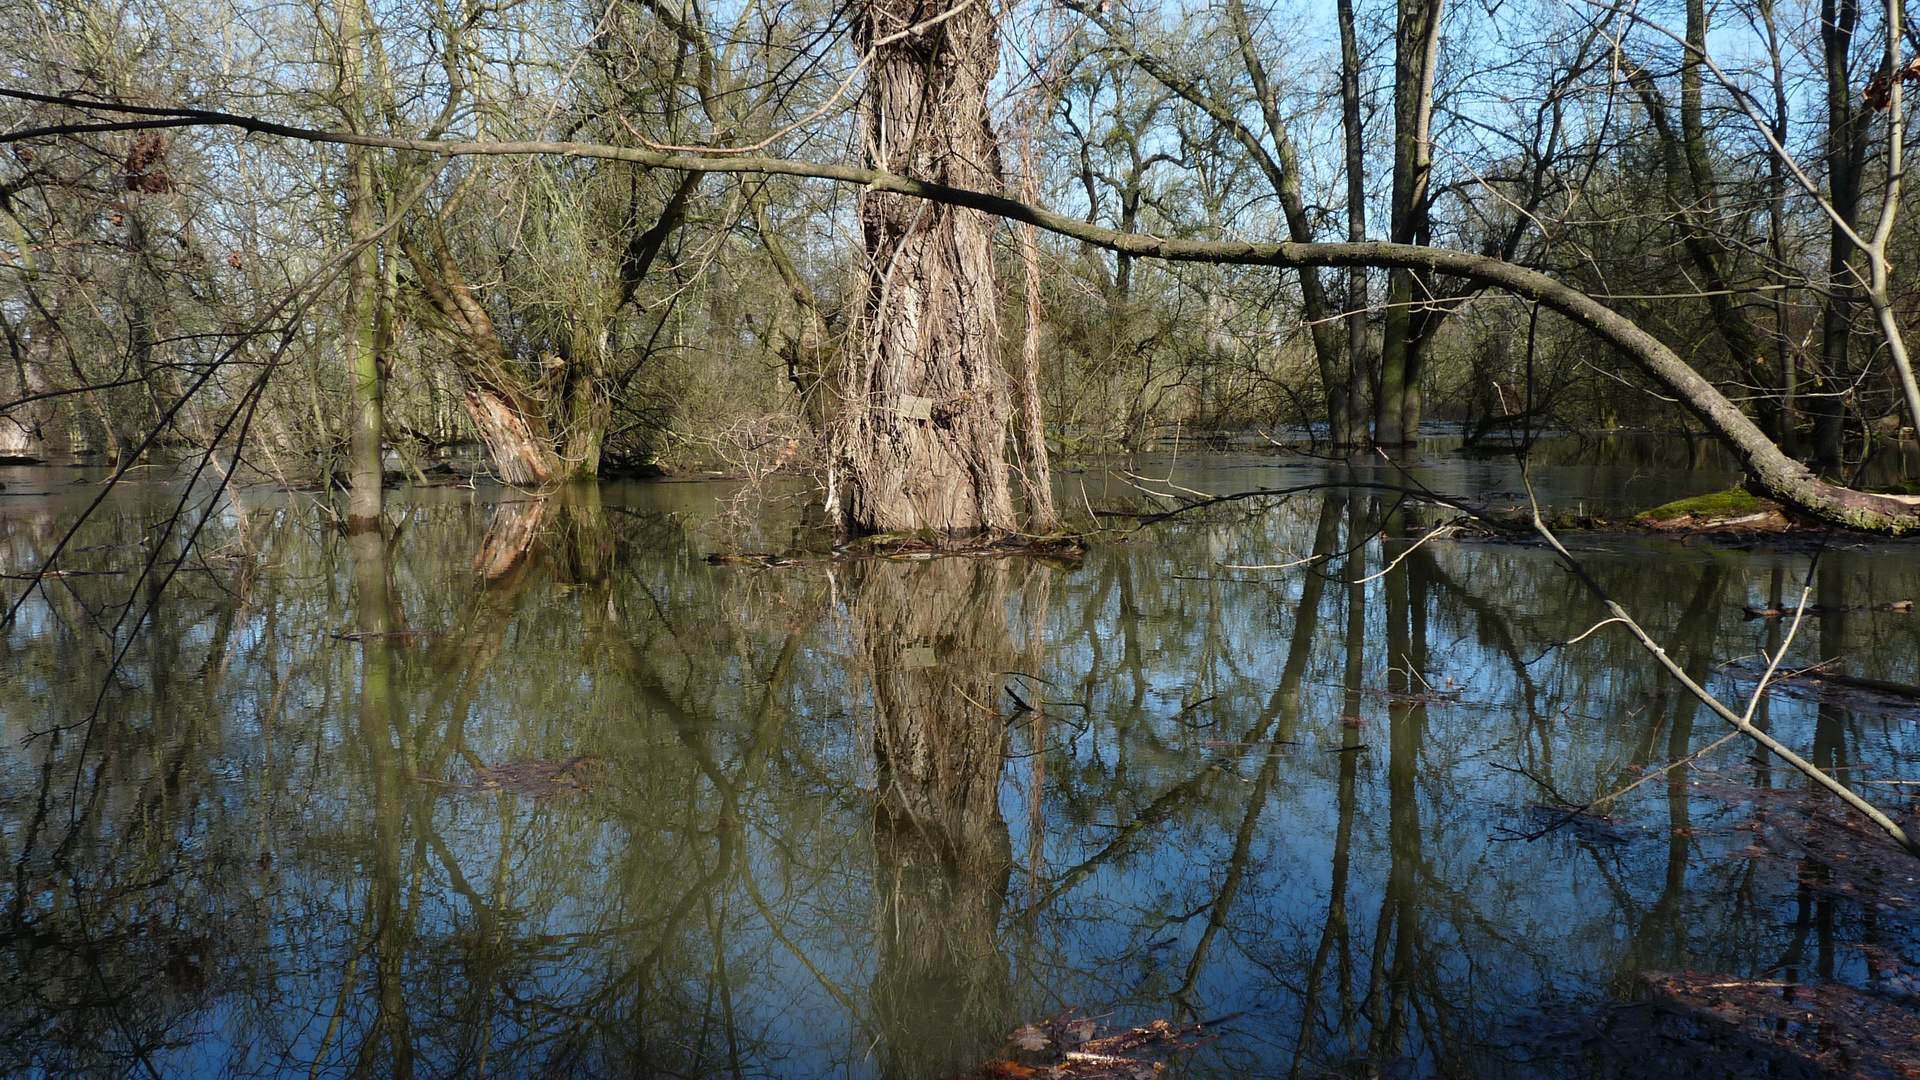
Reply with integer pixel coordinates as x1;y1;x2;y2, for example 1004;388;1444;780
2;455;1920;1077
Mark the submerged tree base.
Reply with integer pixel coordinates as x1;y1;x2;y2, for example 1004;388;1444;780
842;530;1088;558
706;530;1088;568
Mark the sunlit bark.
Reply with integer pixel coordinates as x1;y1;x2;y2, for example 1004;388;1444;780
839;0;1015;535
1374;0;1444;448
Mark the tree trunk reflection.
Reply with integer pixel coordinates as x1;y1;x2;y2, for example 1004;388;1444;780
1176;493;1346;1016
1365;516;1427;1067
349;526;416;1078
854;558;1018;1080
1620;564;1726;977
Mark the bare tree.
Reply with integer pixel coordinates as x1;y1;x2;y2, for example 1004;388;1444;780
1374;0;1444;447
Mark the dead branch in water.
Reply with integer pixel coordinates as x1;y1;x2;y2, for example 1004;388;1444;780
1527;487;1920;859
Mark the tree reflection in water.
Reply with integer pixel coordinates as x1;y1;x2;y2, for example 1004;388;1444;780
350;524;415;1079
3;468;1920;1078
857;558;1019;1078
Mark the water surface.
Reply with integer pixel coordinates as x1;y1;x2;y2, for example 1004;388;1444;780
4;446;1918;1079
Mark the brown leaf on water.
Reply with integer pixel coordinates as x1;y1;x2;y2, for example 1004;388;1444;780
1010;1026;1051;1052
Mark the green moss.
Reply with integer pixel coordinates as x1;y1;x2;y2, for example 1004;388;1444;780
1637;485;1762;523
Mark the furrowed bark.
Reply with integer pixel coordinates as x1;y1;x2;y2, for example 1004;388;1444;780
841;0;1016;536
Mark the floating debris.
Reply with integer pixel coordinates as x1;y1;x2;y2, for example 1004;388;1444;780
1352;685;1466;707
1527;779;1920;1078
951;1010;1234;1080
1724;661;1920;716
705;552;806;567
1204;739;1300;748
1742;599;1913;619
331;629;439;642
415;755;604;799
1634;970;1920;1079
1523;972;1920;1078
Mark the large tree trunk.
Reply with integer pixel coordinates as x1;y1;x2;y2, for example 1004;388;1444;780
0;314;59;459
840;0;1016;536
401;228;564;486
460;382;558;486
1338;0;1374;447
1812;0;1870;470
1374;0;1444;447
1017;156;1060;531
1760;0;1798;457
336;0;384;531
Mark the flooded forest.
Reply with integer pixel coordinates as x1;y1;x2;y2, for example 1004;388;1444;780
6;0;1920;1075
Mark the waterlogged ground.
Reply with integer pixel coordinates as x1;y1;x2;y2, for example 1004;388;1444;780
4;441;1920;1079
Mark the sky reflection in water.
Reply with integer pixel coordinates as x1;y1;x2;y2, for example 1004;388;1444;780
3;445;1919;1079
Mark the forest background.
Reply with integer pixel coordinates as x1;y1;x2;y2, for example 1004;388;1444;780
3;0;1920;533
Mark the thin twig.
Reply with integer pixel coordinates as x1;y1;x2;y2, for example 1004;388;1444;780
1590;729;1741;810
1354;524;1458;585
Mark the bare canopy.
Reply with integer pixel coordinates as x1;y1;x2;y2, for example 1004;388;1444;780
6;87;1918;532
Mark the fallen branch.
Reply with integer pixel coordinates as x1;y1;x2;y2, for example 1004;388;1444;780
1528;494;1920;858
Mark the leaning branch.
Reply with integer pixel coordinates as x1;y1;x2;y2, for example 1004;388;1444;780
6;87;1919;531
1530;503;1920;858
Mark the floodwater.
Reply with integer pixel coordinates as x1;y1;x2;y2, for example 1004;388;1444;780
4;439;1920;1079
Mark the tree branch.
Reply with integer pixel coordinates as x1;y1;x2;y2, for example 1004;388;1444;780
6;86;1920;530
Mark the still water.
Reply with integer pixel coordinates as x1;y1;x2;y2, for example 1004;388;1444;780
3;443;1919;1078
